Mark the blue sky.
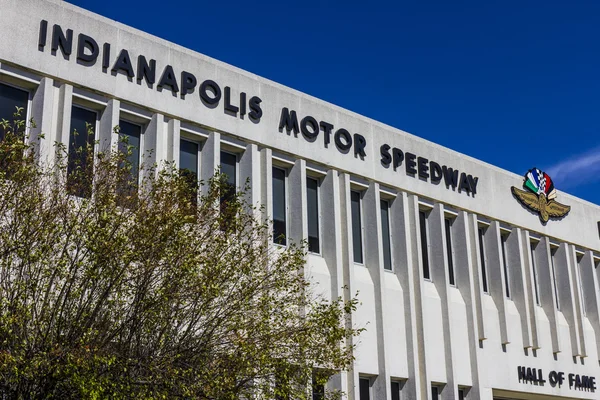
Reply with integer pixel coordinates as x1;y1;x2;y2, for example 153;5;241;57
68;0;600;205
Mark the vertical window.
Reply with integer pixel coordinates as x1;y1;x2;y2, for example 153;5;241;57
312;375;324;400
577;256;586;316
530;242;540;306
381;199;392;270
351;191;363;264
431;386;440;400
445;217;455;285
272;167;287;245
117;120;141;196
501;235;511;298
306;177;320;253
419;210;430;280
67;106;97;197
179;139;199;205
0;83;29;140
458;388;465;400
390;381;401;400
359;377;370;400
220;151;237;204
478;227;488;293
551;248;560;310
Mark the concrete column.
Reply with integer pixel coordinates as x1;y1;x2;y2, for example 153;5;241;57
484;221;510;345
339;173;357;400
167;118;180;165
239;143;261;217
521;231;541;349
568;246;587;358
453;211;483;400
469;215;487;341
553;243;584;356
288;159;307;247
505;227;535;349
55;82;73;156
362;183;389;400
428;203;457;400
392;193;428;400
98;98;119;154
580;251;600;361
321;168;350;396
534;237;561;353
143;112;168;175
260;148;272;225
200;131;220;195
30;77;54;164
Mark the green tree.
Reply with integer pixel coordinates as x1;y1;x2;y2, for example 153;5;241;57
0;111;360;399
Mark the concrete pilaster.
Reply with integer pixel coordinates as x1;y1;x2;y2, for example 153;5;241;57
506;227;535;349
453;211;483;400
484;221;510;345
288;159;307;247
534;237;561;353
200;131;220;194
167;118;180;165
321;169;350;395
553;243;584;356
30;76;54;164
98;98;119;154
362;183;389;400
55;82;73;155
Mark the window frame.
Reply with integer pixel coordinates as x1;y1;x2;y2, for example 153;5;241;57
530;240;541;306
220;149;239;190
576;252;586;316
477;225;489;294
419;208;431;281
67;103;100;197
271;165;289;247
500;233;511;299
380;197;393;271
117;118;144;188
350;189;365;265
358;376;372;400
306;175;322;255
444;215;456;286
550;245;560;311
0;80;32;140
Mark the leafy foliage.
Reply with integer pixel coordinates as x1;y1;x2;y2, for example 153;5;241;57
0;111;360;399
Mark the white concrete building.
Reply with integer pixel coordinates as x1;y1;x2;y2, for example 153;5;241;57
1;1;600;399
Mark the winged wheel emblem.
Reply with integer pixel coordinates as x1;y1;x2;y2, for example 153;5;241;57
511;168;570;223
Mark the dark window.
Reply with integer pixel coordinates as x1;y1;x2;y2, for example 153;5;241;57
0;83;28;141
117;120;141;196
307;177;320;253
359;378;370;400
391;381;401;400
431;386;439;400
445;218;455;285
67;106;96;197
179;139;198;205
272;167;286;245
381;200;392;270
459;388;465;400
478;228;488;293
577;258;586;315
419;210;430;279
551;248;559;310
351;191;363;264
531;242;540;306
501;235;510;298
312;375;324;400
220;151;237;205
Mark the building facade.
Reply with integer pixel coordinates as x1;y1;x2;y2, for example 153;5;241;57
1;1;600;399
